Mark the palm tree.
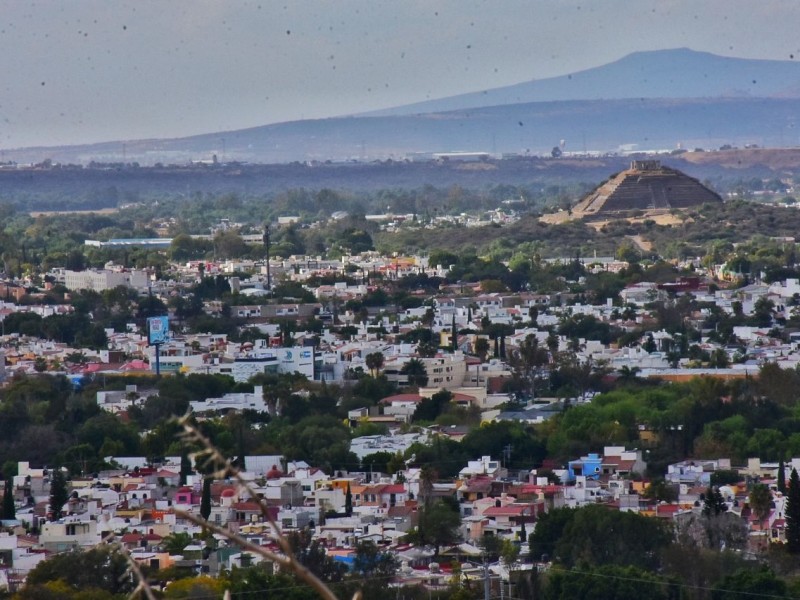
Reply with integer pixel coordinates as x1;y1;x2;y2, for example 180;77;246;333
418;465;437;508
400;358;428;388
618;365;641;381
365;351;385;377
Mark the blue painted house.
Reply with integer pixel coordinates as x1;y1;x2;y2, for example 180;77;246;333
567;453;603;483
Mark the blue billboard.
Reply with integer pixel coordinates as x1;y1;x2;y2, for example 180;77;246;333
147;316;170;345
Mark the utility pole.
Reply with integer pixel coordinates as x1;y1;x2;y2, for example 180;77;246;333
503;444;513;469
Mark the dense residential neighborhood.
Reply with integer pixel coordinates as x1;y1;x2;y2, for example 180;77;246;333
2;213;800;598
7;2;800;596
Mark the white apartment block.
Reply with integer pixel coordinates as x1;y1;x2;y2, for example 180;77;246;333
63;269;149;292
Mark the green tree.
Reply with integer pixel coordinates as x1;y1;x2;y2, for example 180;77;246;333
400;358;428;388
23;545;133;596
711;567;787;600
703;486;727;517
64;249;87;271
280;415;359;473
415;499;462;556
287;529;346;583
545;564;673;600
509;333;550;400
644;478;678;503
553;504;672;570
412;389;452;422
365;352;385;377
749;483;772;526
461;421;545;470
237;426;247;472
474;337;490;362
227;568;319;600
213;230;248;259
162;531;193;555
786;468;800;553
709;348;730;368
164;574;227;599
779;459;787;494
418;464;437;507
478;533;503;561
200;477;212;521
351;539;398;587
180;450;192;486
48;468;68;521
345;482;353;517
2;477;14;520
501;538;520;567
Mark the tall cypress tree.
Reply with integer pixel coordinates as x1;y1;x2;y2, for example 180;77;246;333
49;469;69;522
451;315;457;352
345;482;353;517
180;450;192;487
237;425;247;472
200;477;212;522
786;469;800;553
702;485;726;517
2;478;14;520
778;459;787;495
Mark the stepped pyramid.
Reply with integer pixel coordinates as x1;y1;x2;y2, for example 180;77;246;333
572;160;722;217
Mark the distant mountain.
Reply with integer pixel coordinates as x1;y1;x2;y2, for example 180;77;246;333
364;48;800;116
5;48;800;165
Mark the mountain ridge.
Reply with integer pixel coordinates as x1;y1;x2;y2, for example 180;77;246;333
4;48;800;165
361;48;800;117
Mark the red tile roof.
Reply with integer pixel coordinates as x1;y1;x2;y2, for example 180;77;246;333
380;393;423;405
232;501;262;512
655;504;681;517
482;505;530;517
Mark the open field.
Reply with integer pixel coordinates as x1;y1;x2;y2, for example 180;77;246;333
29;208;119;218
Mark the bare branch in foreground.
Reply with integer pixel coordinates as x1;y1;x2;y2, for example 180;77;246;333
124;548;159;600
175;414;359;600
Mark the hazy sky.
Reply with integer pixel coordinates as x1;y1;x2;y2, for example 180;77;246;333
1;0;798;149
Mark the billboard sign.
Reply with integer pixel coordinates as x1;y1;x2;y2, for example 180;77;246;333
147;316;170;345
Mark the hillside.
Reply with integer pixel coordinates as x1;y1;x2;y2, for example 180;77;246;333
6;97;800;167
376;200;800;260
365;48;800;116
